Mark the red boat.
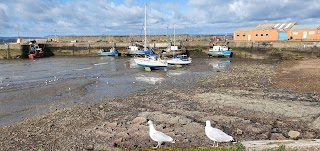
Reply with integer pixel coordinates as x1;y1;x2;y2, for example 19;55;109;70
28;40;44;59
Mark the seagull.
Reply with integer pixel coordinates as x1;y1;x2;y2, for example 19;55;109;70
148;120;175;148
205;120;235;147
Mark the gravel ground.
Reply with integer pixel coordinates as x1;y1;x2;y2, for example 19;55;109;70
0;58;319;150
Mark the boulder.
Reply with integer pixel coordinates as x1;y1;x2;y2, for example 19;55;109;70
288;130;300;139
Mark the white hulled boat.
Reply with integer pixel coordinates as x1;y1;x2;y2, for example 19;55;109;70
134;3;168;71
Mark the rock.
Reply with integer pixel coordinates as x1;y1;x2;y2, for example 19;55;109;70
270;133;286;140
288;130;300;139
98;104;104;110
132;117;147;125
84;144;94;150
236;128;243;135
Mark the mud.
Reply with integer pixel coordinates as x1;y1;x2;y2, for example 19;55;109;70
0;58;319;150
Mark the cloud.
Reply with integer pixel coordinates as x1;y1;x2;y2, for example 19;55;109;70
0;0;320;37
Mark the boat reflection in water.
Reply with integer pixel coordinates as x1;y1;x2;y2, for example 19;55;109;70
208;59;231;69
166;69;188;77
135;75;165;85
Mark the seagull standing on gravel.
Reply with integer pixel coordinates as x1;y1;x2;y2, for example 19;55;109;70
205;120;235;147
148;120;175;148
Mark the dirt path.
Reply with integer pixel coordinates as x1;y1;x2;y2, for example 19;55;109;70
0;59;319;150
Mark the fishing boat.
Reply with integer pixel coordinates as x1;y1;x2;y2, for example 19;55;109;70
97;47;119;56
207;45;233;57
28;40;44;59
124;45;145;56
134;3;168;71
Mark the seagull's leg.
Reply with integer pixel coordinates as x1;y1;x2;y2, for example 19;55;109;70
154;143;159;148
154;142;161;148
154;145;158;148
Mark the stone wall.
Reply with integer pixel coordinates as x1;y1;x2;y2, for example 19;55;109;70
1;39;320;59
0;44;22;59
46;35;231;43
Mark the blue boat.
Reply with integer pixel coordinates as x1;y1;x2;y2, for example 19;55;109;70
207;46;233;57
97;47;119;56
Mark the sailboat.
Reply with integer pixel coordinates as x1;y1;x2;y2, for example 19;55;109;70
134;4;168;71
165;25;192;66
161;25;189;58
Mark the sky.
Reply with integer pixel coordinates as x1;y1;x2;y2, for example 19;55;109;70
0;0;320;37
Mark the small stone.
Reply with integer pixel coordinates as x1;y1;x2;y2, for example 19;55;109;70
236;128;243;135
85;144;94;150
288;130;300;139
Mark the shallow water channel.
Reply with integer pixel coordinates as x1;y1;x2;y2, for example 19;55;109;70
0;56;232;127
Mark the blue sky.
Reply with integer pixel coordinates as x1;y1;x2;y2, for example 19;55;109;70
1;0;320;37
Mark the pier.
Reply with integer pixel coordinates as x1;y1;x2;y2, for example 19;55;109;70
1;35;320;59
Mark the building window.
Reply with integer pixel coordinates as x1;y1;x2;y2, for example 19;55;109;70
293;32;298;35
266;33;269;37
261;33;264;36
255;33;258;36
242;34;246;37
236;34;240;37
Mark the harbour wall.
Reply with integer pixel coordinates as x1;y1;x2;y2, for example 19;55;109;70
1;40;320;59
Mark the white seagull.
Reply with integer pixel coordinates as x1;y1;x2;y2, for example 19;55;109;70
148;120;175;148
205;120;235;147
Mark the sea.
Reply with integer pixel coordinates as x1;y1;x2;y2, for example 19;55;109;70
0;56;232;127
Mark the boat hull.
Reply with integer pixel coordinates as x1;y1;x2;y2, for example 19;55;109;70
126;50;145;56
134;58;167;68
97;52;119;56
161;50;188;57
207;50;232;57
28;52;44;59
167;59;191;65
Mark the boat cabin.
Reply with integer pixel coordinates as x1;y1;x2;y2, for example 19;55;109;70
209;46;230;52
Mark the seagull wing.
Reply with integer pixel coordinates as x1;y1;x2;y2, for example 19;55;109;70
207;127;233;142
150;130;174;142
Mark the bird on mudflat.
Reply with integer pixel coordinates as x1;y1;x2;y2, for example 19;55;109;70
205;120;235;147
148;120;175;148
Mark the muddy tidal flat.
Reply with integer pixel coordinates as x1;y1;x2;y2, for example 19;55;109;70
0;57;319;150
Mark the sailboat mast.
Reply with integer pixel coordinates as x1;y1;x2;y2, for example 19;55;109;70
173;24;176;46
144;3;147;51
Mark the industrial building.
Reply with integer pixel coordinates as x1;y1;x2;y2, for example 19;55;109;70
234;22;320;41
289;24;320;41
